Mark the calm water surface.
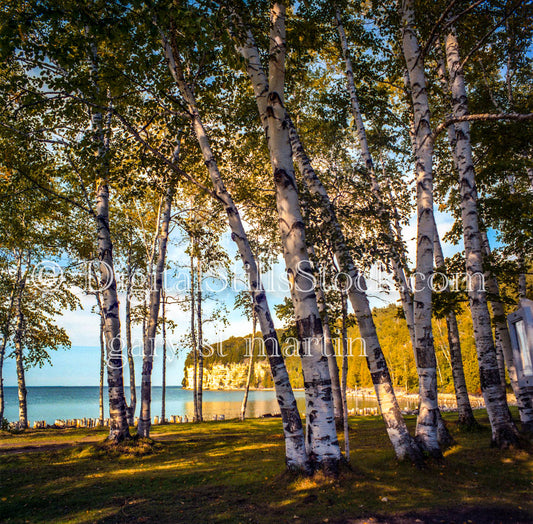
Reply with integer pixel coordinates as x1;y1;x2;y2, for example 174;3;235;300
2;387;403;424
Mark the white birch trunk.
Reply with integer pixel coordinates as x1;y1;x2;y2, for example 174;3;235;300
125;247;136;426
96;182;130;442
161;289;166;423
162;30;309;472
265;3;340;474
308;245;343;423
190;241;198;422
401;0;441;457
138;183;174;438
89;41;130;441
14;268;27;429
0;251;20;423
231;10;422;465
433;216;477;427
445;29;519;446
240;310;256;421
480;230;533;431
337;8;418;347
197;259;203;422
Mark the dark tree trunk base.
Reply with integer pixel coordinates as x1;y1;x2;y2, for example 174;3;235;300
286;460;313;477
315;457;340;478
107;428;131;444
125;407;134;427
491;425;521;449
457;414;481;432
437;413;454;449
415;436;443;460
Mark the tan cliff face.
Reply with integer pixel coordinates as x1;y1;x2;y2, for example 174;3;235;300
184;360;271;390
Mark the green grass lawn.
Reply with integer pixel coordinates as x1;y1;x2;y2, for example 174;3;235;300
0;410;531;523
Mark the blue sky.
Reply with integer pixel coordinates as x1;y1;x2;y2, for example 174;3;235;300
4;207;499;387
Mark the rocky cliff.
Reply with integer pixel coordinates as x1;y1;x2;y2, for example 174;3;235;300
183;359;272;390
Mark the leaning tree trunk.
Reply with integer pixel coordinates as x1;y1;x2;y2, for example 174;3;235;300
445;29;519;447
337;7;415;345
196;259;204;422
230;9;422;465
480;230;533;432
264;2;341;474
240;310;256;421
138;182;175;438
401;0;442;458
125;247;136;426
338;6;452;448
433;217;477;428
161;28;309;472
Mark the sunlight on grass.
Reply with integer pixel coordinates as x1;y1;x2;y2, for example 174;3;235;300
1;414;532;523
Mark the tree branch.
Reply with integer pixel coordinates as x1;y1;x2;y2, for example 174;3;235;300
433;112;533;138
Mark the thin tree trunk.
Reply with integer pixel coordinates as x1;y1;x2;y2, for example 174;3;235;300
264;2;340;474
231;12;422;464
162;27;309;472
341;291;350;462
14;264;27;429
96;182;130;442
402;0;441;457
88;37;129;443
125;245;136;426
190;239;198;422
433;216;477;427
336;8;416;346
480;230;533;431
494;334;507;389
445;29;519;446
161;288;166;423
0;251;21;423
99;305;105;426
507;176;527;298
308;245;343;425
137;182;175;438
196;260;204;422
240;310;256;421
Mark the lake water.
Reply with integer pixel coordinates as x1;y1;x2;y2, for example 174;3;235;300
1;386;397;424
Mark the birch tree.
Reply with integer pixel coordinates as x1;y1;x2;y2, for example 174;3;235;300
443;27;519;446
400;0;442;458
228;3;423;465
158;18;309;472
138;177;176;438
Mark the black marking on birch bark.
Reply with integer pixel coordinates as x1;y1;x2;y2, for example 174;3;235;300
370;369;392;385
295;314;323;339
480;367;503;390
273;168;297;191
280;406;303;432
